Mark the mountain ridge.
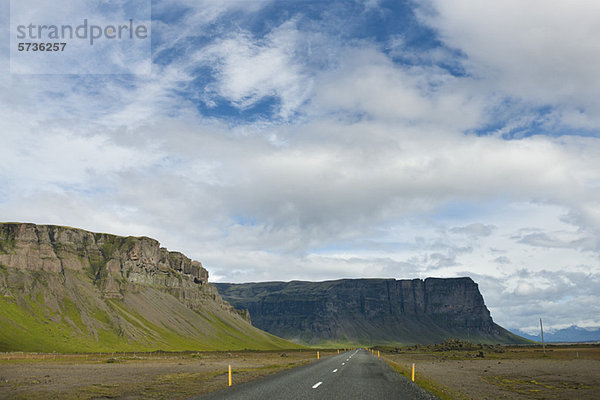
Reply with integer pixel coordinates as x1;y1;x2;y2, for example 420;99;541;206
511;326;600;343
216;278;527;346
0;222;298;352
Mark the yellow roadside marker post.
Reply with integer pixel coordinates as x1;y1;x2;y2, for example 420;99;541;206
377;350;380;358
337;349;339;354
317;351;320;359
411;363;415;382
228;365;232;387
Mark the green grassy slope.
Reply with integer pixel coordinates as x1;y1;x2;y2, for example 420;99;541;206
0;266;300;352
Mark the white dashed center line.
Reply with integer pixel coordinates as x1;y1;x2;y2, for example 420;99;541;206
342;362;345;365
332;369;338;373
312;382;323;389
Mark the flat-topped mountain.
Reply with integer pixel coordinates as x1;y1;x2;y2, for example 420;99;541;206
0;222;297;352
216;278;527;345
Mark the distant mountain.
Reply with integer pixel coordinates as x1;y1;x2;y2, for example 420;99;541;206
215;278;528;346
0;223;298;352
511;326;600;343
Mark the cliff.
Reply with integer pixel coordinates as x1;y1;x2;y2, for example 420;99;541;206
0;223;294;352
215;278;527;345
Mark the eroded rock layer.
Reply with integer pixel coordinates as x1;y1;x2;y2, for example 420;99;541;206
216;278;527;345
0;223;290;352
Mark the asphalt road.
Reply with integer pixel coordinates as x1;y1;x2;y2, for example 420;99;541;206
192;349;438;400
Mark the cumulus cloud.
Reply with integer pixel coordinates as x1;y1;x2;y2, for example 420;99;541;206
471;270;600;331
308;47;484;130
417;0;600;129
1;0;599;332
196;20;313;119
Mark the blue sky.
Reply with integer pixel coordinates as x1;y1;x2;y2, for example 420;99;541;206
2;0;600;334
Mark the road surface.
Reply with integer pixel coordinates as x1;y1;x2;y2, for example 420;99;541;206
193;349;438;400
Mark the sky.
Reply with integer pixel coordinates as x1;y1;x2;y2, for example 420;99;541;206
1;0;599;334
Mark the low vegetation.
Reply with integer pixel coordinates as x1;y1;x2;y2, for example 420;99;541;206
0;267;300;353
0;350;335;399
380;340;600;400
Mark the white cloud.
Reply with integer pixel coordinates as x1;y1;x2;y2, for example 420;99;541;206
493;256;510;265
1;0;600;333
418;0;600;126
196;20;312;119
474;270;600;331
308;47;484;130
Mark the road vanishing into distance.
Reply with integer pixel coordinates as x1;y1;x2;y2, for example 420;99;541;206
194;349;438;400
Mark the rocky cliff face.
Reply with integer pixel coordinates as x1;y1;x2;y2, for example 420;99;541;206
0;222;216;307
216;278;526;345
0;223;289;352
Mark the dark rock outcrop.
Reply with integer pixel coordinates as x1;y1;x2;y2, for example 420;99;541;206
215;278;526;345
